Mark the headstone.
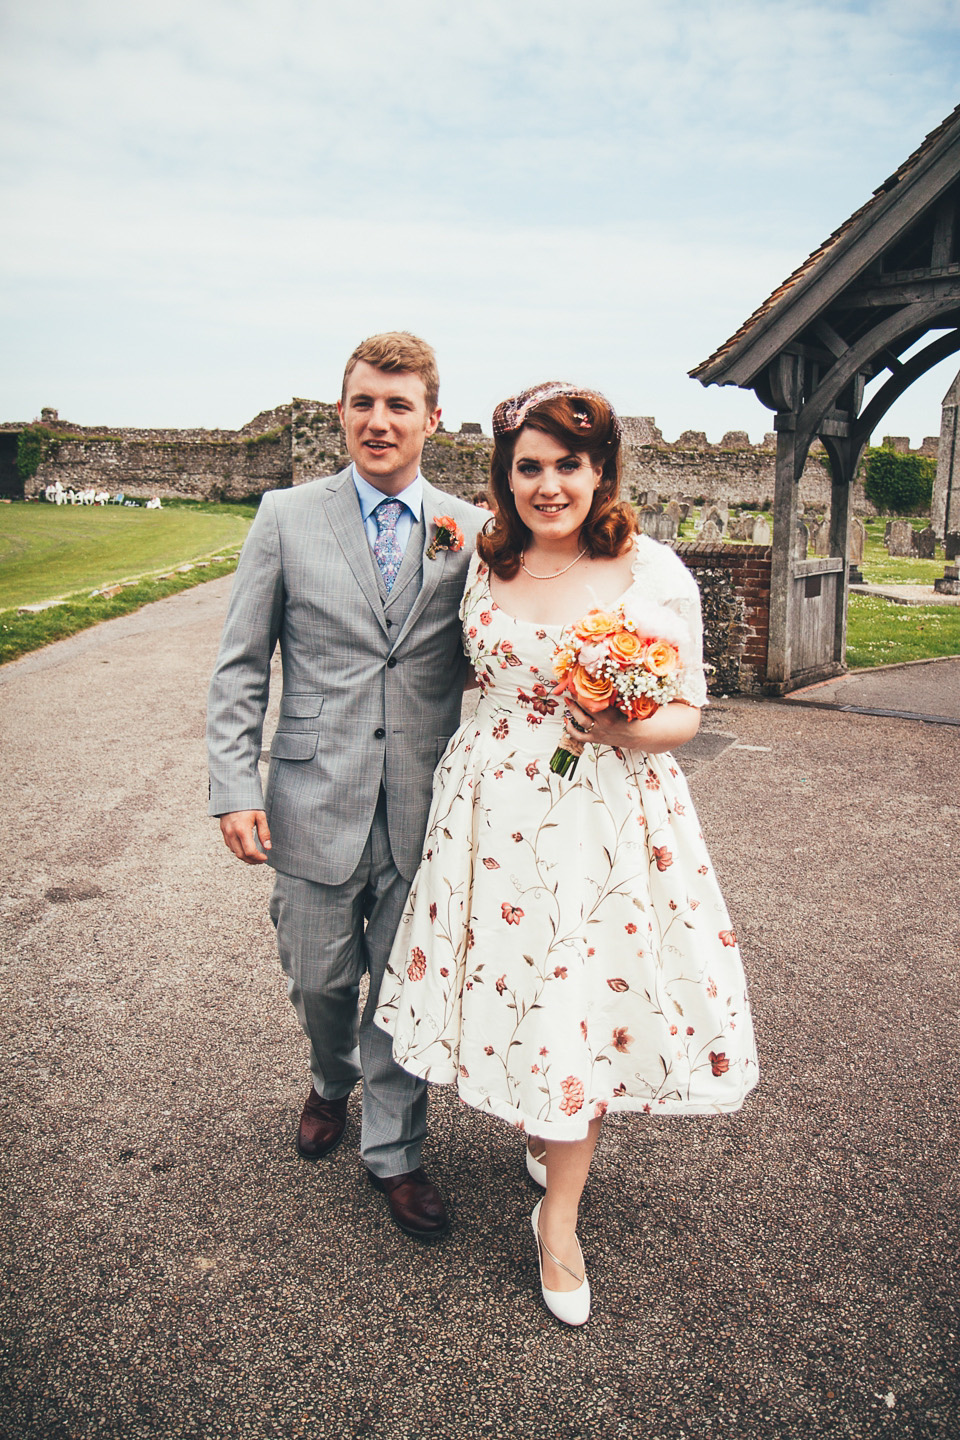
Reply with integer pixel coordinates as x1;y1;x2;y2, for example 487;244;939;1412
751;515;772;545
884;519;893;542
639;490;661;509
886;519;917;557
637;505;660;537
810;518;831;557
665;500;682;529
915;526;937;559
795;520;809;559
945;531;960;561
700;519;722;542
933;368;960;538
934;563;960;595
848;517;866;565
655;510;678;542
705;508;725;535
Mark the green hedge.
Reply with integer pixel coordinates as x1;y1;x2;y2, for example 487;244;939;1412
863;446;935;514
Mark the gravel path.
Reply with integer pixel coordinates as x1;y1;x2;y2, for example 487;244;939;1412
2;577;957;1440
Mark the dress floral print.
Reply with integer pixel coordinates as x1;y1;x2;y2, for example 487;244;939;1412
375;536;758;1140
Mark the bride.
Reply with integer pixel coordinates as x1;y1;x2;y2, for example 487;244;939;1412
376;382;758;1325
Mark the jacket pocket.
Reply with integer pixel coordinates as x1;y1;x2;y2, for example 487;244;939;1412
280;693;324;719
270;730;320;762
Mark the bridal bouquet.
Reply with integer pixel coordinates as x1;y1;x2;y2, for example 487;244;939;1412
550;597;689;778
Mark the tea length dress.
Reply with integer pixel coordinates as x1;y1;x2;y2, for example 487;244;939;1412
375;535;758;1139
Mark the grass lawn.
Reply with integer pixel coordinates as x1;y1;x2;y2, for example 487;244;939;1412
846;595;960;668
859;518;946;586
0;500;254;609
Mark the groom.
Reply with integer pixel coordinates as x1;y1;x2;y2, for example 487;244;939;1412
207;332;483;1238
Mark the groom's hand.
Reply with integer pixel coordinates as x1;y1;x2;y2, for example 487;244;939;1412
220;810;272;864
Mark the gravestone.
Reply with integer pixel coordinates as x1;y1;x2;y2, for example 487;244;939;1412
665;500;682;529
639;490;660;509
700;519;722;542
848;517;866;564
795;520;809;559
637;505;660;537
933;367;960;538
915;526;937;559
886;519;918;557
752;515;772;545
945;531;960;560
934;562;960;595
655;510;678;542
848;517;866;582
705;508;725;535
810;518;831;557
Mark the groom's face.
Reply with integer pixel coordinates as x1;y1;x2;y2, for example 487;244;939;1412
337;361;441;494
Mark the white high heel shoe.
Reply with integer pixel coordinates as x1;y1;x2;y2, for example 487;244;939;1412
525;1141;546;1189
531;1199;591;1326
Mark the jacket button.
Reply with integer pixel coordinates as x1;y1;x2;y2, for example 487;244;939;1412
387;657;397;668
374;727;386;739
385;618;393;627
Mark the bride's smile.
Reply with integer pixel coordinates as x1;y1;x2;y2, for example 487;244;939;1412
510;430;602;549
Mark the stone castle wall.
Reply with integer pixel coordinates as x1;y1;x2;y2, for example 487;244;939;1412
6;401;935;515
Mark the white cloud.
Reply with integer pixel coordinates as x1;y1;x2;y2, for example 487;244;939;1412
1;0;959;440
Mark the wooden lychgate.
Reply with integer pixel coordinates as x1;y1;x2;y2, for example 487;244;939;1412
692;104;960;691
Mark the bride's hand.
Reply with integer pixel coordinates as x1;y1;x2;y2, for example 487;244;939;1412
561;692;701;755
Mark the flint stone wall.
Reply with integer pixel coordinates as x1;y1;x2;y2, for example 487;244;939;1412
670;542;771;696
9;403;887;514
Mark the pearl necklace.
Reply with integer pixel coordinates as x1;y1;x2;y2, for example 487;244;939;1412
520;548;587;580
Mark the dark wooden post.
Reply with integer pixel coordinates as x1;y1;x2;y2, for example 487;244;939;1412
768;424;801;686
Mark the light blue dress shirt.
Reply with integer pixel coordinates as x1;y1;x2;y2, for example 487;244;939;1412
352;465;423;557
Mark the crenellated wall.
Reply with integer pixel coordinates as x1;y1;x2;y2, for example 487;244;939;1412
5;401;936;518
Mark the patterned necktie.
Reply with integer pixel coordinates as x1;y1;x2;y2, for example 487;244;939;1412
372;498;404;594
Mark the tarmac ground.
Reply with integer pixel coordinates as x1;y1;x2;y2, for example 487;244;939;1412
1;576;958;1440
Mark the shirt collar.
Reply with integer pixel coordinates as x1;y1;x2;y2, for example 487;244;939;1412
351;464;424;523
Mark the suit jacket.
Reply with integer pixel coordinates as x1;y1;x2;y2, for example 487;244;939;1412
206;467;485;885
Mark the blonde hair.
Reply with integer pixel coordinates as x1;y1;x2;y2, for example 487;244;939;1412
342;332;439;411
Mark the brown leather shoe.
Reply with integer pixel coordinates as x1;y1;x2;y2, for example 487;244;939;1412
366;1166;449;1240
296;1090;349;1161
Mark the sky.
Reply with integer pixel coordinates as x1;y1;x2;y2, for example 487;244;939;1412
2;0;960;445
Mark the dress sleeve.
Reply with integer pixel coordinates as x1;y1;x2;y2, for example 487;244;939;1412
669;571;709;707
656;548;709;708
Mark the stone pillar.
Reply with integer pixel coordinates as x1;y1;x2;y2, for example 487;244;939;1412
933;368;960;539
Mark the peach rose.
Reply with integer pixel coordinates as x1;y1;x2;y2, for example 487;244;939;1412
608;628;645;668
642;640;680;677
552;646;577;679
625;693;658;722
573;609;619;642
566;664;615;711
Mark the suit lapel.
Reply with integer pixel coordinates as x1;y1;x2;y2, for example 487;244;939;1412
324;468;389;637
393;484;451;646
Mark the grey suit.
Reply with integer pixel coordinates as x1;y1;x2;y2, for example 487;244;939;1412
207;466;484;1173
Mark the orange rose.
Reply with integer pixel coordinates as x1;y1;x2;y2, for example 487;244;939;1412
573;609;619;643
642;640;680;677
566;664;615;711
608;628;644;668
625;693;658;722
552;646;576;679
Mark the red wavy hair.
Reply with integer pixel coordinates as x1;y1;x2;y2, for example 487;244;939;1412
477;390;635;579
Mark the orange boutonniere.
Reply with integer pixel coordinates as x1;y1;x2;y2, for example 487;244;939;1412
426;514;465;559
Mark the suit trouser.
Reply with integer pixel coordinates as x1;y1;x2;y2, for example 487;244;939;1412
268;791;427;1179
